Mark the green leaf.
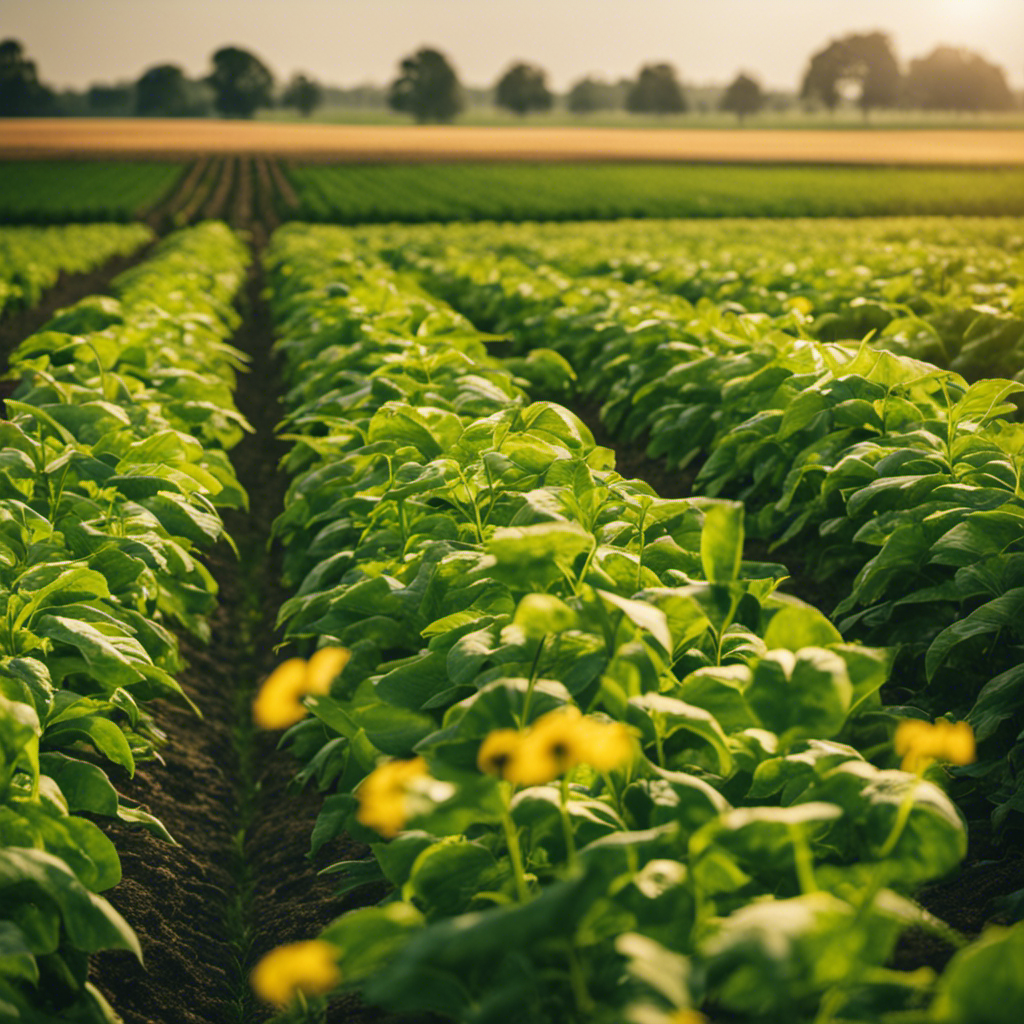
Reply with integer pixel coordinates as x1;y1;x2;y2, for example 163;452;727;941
746;648;852;744
931;922;1024;1024
404;838;509;920
35;614;143;688
38;754;118;816
926;588;1024;681
0;847;140;958
762;602;842;651
320;902;425;984
44;716;135;776
627;693;732;774
700;501;745;585
596;590;673;655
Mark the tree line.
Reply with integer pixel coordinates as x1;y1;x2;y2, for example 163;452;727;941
1;32;1019;121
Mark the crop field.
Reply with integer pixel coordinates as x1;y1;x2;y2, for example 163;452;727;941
1;154;1024;1024
289;162;1024;221
4;118;1024;165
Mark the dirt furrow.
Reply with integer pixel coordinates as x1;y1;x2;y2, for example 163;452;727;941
88;243;389;1024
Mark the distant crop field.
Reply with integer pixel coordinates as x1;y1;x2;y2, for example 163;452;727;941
288;162;1024;221
0;159;182;221
1;118;1023;165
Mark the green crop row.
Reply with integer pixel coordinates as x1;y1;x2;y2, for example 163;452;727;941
0;223;153;320
0;222;250;1023
254;223;1022;1024
286;164;1024;224
364;215;1024;382
353;221;1024;836
0;162;184;224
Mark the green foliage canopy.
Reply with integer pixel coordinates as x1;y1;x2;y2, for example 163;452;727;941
801;32;900;115
906;46;1016;112
388;47;464;123
721;73;764;122
626;62;687;114
494;62;553;116
0;39;53;116
206;45;275;118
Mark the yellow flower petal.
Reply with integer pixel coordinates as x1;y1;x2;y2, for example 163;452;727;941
250;940;341;1007
577;720;634;772
505;708;583;785
477;729;522;778
252;658;310;729
305;647;351;695
942;721;976;765
355;757;429;838
895;718;975;773
668;1011;708;1024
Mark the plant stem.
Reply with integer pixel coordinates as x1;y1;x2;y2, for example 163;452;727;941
566;945;593;1017
559;774;578;872
788;823;818;894
877;775;922;858
500;799;530;903
519;634;547;727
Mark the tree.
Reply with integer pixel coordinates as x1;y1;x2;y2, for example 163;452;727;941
626;63;687;114
720;73;764;122
283;73;323;117
566;76;618;114
0;39;53;116
135;64;191;116
87;83;135;115
207;46;274;118
801;32;900;117
905;46;1015;111
495;62;553;116
388;47;463;123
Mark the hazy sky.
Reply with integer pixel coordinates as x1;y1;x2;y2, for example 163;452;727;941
3;0;1023;92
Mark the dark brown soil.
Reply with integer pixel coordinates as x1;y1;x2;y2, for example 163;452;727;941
573;401;697;500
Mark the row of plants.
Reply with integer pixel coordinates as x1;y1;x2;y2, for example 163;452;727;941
0;221;250;1023
285;164;1024;225
0;162;184;225
253;223;1020;1024
0;223;153;321
357;219;1024;836
367;215;1024;381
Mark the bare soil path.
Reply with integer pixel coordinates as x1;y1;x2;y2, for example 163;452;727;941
2;118;1023;165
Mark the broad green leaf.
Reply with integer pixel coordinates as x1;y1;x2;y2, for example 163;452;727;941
700;502;745;585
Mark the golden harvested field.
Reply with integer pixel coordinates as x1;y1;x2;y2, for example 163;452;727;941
2;117;1023;164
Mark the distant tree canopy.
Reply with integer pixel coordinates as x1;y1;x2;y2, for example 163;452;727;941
207;46;274;118
388;47;463;123
566;76;620;114
283;73;323;116
905;46;1015;111
135;64;192;116
721;73;764;122
626;63;687;114
495;62;553;116
87;83;135;115
801;32;900;116
0;39;53;116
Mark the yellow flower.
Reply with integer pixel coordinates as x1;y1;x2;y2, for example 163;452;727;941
252;647;350;729
477;729;523;778
668;1011;708;1024
504;708;584;785
355;757;428;838
305;647;352;695
576;718;634;772
894;719;976;774
250;939;341;1007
